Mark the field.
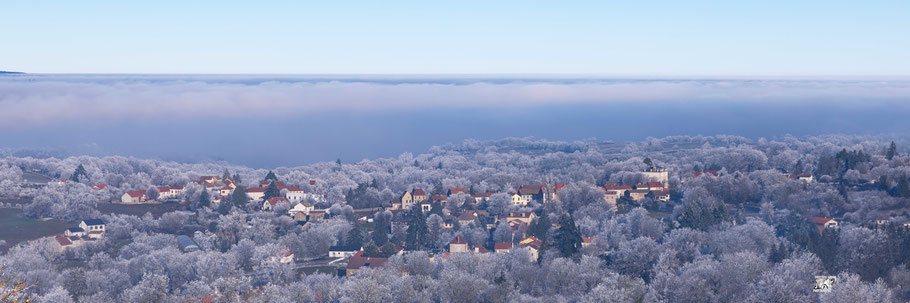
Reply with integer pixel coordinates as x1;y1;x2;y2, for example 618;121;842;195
96;202;185;218
0;208;73;253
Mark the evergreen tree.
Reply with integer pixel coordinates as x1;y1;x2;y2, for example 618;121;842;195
217;196;232;215
413;160;420;167
222;168;231;180
437;162;443;169
897;176;910;198
263;170;278;182
372;215;390;246
70;164;87;182
405;207;429;250
347;225;364;248
379;242;396;257
263;181;281;200
887;141;897;160
363;242;381;258
553;215;583;258
527;213;551;240
336;158;342;165
232;173;242;184
768;242;789;263
199;191;211;208
232;186;248;208
429;202;444;217
643;157;653;168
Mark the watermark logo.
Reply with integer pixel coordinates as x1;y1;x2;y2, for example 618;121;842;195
813;276;836;293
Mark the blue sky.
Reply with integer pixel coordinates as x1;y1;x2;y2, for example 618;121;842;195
1;1;908;75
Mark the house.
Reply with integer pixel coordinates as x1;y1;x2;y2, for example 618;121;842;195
285;186;306;202
472;192;493;204
328;244;361;258
604;184;632;199
511;193;529;206
457;211;479;226
651;189;671;202
582;237;594;247
419;201;432;212
277;250;294;264
875;216;892;225
346;251;388;277
518;185;544;202
293;211;308;222
64;227;85;238
218;186;233;197
449;235;469;253
400;188;427;210
646;181;665;191
519;236;543;261
79;219;105;239
430;195;448;204
628;189;650;202
246;187;266;201
783;173;815;183
494;242;513;253
91;184;108;190
263;197;288;211
641;167;669;186
199;176;221;184
604;190;620;203
288;202;314;216
447;188;468;196
176;235;200;252
499;211;536;225
808;217;839;233
121;190;147;204
55;236;73;253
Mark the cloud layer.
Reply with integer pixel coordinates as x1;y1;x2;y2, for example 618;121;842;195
1;75;909;128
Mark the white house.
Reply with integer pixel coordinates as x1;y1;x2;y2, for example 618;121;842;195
246;187;266;201
79;219;105;239
121;190;147;204
285;186;306;202
288;202;315;216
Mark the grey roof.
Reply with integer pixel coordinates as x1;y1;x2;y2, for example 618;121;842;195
67;227;85;232
176;235;199;252
82;219;105;226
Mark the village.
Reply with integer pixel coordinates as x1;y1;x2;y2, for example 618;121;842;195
44;162;876;278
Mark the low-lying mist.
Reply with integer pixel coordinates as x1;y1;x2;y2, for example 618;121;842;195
1;75;908;167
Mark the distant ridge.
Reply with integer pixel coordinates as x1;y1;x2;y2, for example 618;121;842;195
0;71;24;74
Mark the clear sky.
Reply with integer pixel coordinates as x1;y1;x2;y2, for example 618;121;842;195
1;1;908;75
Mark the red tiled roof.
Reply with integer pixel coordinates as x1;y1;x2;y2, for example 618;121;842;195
693;170;719;177
157;186;170;192
554;183;566;192
472;192;493;197
170;186;184;190
266;197;288;206
432;194;448;201
246;187;266;193
92;184;108;190
647;182;663;188
412;188;426;196
55;236;72;246
285;186;304;192
494;243;512;250
450;235;467;244
582;237;594;244
126;190;146;198
347;254;389;270
458;212;477;221
448;188;467;195
808;217;835;224
604;185;632;191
